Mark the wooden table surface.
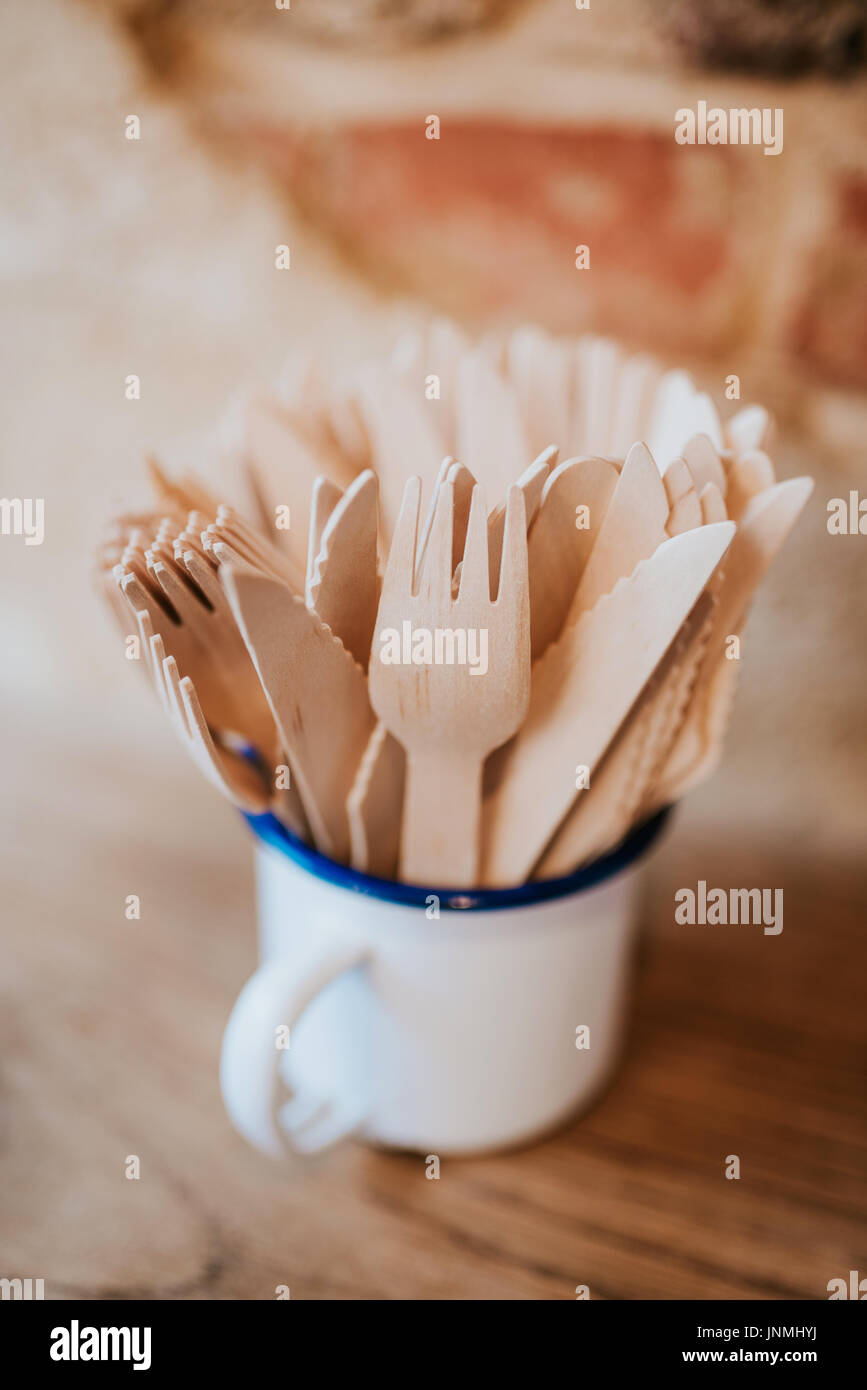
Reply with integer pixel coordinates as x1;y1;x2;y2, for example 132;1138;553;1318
1;704;865;1301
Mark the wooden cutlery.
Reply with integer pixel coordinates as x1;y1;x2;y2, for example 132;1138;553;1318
236;393;355;582
347;722;405;879
565;442;670;625
100;325;811;889
481;522;735;886
655;476;813;802
527;455;619;660
219;554;376;862
536;589;716;875
356;366;444;544
305;469;380;669
455;348;531;509
370;477;530;886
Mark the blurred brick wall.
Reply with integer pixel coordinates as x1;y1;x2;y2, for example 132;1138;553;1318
105;0;867;448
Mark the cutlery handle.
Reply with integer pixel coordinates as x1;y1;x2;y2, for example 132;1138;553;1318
220;936;369;1157
400;751;482;888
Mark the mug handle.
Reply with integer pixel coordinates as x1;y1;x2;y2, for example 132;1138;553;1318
220;935;369;1158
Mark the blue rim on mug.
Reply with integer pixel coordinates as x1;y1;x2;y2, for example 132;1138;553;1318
243;804;672;912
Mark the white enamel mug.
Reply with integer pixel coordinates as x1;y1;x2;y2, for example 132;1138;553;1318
220;809;669;1158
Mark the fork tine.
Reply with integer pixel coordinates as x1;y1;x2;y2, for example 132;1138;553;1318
177;673;212;748
116;566;148;611
200;526;224;562
177;672;269;811
177;546;223;609
416;455;454;576
446;462;477;573
419;478;455;604
496;484;528;607
175;515;213;562
383;476;422;600
185;509;213;538
210;538;259;574
131;606;156;679
204;518;287;582
162;653;192;736
119;544;154;593
148;554;203;618
148;632;173;719
149;537;177;567
129;606;165;706
485;448;552;596
457;484;490;604
119;567;177;625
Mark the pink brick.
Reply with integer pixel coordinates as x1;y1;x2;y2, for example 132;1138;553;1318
790;171;867;390
260;121;747;357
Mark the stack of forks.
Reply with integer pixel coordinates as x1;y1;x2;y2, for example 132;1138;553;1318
98;324;812;888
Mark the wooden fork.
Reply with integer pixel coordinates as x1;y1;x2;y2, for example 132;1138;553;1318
115;522;305;825
131;608;277;815
370;476;530;886
137;540;278;758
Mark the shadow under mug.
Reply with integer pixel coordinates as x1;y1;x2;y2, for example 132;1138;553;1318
220;807;671;1159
